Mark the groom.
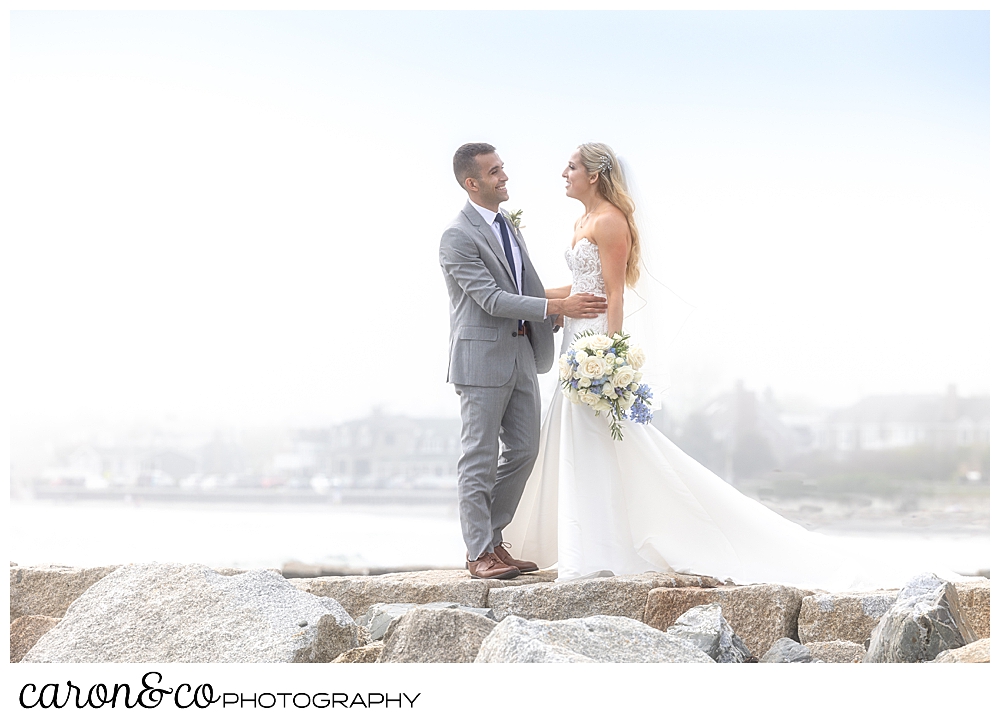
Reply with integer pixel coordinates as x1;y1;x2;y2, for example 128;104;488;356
440;143;607;579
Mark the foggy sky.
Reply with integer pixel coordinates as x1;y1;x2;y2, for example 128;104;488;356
8;10;990;431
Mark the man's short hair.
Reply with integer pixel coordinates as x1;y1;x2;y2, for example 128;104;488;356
453;142;496;189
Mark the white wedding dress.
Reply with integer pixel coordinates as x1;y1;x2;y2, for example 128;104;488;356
504;239;897;591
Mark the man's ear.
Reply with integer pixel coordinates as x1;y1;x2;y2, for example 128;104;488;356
464;177;479;194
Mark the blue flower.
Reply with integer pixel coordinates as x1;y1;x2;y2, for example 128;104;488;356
629;402;653;425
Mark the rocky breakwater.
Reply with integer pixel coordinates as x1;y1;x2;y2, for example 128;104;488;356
10;563;991;664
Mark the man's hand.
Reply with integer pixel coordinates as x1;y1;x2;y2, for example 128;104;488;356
549;293;607;319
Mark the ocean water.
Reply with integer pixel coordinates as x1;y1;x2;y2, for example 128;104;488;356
9;499;467;571
8;499;990;579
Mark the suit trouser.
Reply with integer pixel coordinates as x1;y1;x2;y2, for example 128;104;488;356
454;337;541;561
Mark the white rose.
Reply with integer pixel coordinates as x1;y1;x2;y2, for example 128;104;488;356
593;398;613;412
558;356;573;380
621;391;635;408
572;337;592;351
585;334;614;352
578;376;592;388
579;355;608;379
612;368;635;388
604;353;616;363
601;382;616;398
626;346;646;369
580;390;600;408
566;388;582;404
629;382;639;392
632;371;643;383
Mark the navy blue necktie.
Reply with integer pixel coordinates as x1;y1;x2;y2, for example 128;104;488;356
495;213;524;333
495;213;519;290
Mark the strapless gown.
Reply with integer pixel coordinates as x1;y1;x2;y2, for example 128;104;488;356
503;240;913;591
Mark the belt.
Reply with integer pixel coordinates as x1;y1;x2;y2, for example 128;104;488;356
517;326;526;336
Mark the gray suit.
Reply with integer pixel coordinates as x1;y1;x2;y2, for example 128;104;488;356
440;202;555;560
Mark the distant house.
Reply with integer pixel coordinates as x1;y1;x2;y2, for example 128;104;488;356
817;385;989;452
674;382;990;483
276;411;462;487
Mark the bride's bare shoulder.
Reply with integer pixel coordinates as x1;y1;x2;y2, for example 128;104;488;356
591;207;630;249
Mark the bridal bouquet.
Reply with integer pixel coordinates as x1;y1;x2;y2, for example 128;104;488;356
558;330;654;441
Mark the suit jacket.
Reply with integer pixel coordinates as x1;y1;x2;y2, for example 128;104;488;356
440;202;555;386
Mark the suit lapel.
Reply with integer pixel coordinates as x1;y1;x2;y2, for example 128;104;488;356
511;223;546;296
463;202;518;287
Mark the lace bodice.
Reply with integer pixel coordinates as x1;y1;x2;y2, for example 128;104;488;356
562;239;608;350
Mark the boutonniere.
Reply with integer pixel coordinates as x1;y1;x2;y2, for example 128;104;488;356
506;209;525;231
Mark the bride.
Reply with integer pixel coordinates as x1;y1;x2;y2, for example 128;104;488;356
504;142;880;591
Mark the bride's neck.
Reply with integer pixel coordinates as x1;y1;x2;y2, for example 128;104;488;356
580;192;606;218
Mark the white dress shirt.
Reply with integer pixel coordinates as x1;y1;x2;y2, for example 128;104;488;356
469;201;524;293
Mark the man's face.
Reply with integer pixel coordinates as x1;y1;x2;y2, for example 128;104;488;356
469;152;509;209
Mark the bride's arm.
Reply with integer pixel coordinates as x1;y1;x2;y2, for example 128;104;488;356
545;284;572;299
592;215;630;335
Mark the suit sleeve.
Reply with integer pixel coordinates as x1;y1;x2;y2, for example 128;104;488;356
440;227;549;322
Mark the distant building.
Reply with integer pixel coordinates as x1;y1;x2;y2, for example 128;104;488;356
673;382;989;483
276;411;462;488
817;385;989;452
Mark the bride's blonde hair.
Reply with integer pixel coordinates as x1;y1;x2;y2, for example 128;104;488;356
578;142;641;288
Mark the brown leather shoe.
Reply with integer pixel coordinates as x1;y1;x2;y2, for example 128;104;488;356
467;552;520;580
494;542;539;573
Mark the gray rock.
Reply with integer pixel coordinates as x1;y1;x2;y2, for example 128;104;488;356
292;569;556;618
355;601;494;640
488;572;719;623
863;573;978;664
380;607;497;663
664;603;752;663
10;564;120;622
475;615;715;663
331;641;384;663
10;616;60;663
804;640;866;663
760;637;814;663
644;583;807;658
930;638;989;663
21;563;358;663
798;589;898;645
482;637;598;663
